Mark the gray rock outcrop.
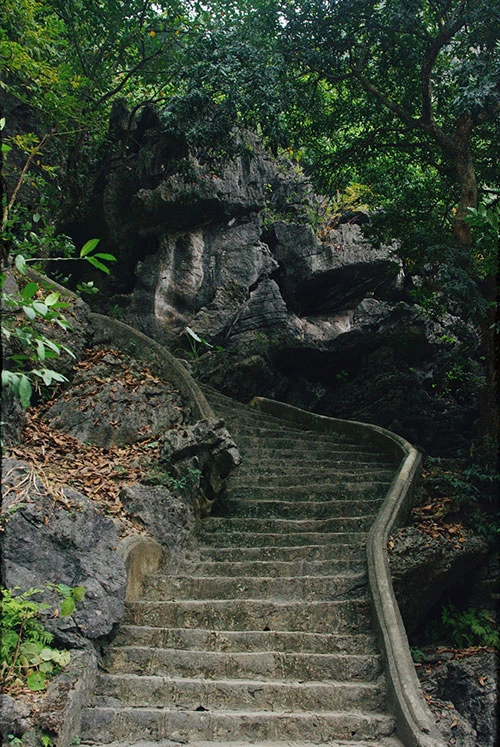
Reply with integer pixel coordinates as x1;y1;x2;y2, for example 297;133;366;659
64;107;482;454
389;526;490;636
1;458;126;648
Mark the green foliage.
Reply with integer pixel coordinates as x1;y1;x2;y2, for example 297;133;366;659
312;183;376;234
1;272;74;407
425;602;499;650
423;454;500;541
410;646;425;664
180;327;223;360
165;466;202;497
1;121;116;408
146;465;202;497
465;198;500;281
0;584;85;693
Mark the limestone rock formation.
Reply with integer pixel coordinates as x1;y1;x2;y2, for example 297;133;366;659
417;652;498;747
1;457;126;648
66;106;482;454
389;526;490;636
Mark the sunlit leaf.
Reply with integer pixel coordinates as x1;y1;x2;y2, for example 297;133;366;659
80;238;100;257
18;376;33;408
15;255;27;274
33;301;48;316
45;292;60;306
60;597;75;617
27;671;46;691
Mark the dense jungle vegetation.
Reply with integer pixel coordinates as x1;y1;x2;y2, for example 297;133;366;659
1;0;499;539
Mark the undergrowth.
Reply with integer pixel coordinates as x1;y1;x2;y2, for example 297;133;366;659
425;602;499;651
0;584;85;693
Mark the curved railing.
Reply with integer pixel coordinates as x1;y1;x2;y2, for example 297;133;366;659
250;396;446;747
20;280;444;745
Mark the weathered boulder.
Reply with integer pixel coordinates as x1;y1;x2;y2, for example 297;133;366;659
269;220;401;315
61;106;483;453
0;695;31;742
0;389;26;447
119;483;195;560
389;526;489;636
159;418;241;517
1;458;126;648
417;652;498;747
43;348;190;447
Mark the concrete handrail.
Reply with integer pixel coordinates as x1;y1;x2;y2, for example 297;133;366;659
250;396;446;747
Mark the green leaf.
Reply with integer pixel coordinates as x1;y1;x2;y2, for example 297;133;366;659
18;376;33;408
86;256;110;274
27;671;47;691
15;255;27;274
21;282;38;301
32;368;68;386
36;339;46;362
93;253;116;262
56;583;73;598
72;585;86;602
44;291;60;306
79;238;100;257
20;641;44;659
39;660;54;673
22;305;36;320
51;649;71;666
60;597;75;617
39;648;55;661
33;301;48;316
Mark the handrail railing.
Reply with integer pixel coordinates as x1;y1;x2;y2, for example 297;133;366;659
250;396;446;747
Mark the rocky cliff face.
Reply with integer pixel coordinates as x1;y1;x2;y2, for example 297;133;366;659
66;104;482;454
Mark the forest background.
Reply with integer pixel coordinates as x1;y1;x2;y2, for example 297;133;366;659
1;1;499;557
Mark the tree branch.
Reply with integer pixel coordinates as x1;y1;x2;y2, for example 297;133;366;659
90;48;164;113
421;5;467;126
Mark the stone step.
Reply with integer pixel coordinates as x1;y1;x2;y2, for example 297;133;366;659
103;647;382;682
200;516;375;536
197;530;367;548
230;472;394;489
230;422;375;442
81;706;396;744
124;598;372;633
112;627;378;655
214;498;377;520
232;430;384;450
181;557;367;576
229;462;388;480
235;445;394;463
234;456;394;480
81;740;404;747
224;484;389;501
233;435;389;456
93;673;387;712
80;739;404;747
197;542;366;560
142;572;367;601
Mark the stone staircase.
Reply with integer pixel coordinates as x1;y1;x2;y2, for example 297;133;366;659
80;386;406;747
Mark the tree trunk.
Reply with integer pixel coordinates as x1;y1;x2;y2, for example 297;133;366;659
450;117;497;454
478;275;499;461
452;115;477;247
